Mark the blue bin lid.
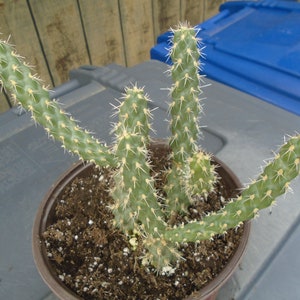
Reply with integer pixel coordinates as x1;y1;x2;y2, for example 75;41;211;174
150;1;300;116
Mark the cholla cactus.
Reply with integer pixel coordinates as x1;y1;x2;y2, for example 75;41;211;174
1;24;300;271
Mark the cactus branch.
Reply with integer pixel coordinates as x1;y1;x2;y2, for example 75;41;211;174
0;39;115;167
166;23;217;213
111;86;165;234
164;135;300;243
110;86;178;269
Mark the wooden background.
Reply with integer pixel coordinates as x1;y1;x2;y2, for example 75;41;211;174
0;0;226;113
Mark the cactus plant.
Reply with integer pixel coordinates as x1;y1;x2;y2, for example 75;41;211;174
0;23;300;272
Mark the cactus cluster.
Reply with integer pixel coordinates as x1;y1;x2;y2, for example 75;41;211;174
1;24;300;271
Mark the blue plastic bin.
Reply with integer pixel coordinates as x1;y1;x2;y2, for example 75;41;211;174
150;1;300;116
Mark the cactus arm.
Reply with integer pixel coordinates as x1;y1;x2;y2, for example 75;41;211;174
110;87;165;234
110;86;181;269
0;39;115;167
164;135;300;243
165;23;216;213
168;24;202;158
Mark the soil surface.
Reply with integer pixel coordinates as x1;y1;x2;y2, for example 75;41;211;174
42;145;244;299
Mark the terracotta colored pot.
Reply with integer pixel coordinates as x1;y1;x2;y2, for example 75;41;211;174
32;142;250;300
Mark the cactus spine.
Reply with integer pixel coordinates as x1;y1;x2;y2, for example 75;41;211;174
1;25;300;272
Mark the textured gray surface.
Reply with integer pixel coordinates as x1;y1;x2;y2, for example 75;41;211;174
42;294;59;300
0;60;299;300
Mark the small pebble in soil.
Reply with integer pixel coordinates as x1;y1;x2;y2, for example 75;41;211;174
123;247;130;256
161;266;176;276
59;274;65;281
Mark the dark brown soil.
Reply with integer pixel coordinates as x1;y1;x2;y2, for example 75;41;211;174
42;146;244;299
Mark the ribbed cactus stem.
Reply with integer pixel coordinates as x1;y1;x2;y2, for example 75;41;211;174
164;135;300;243
111;86;179;269
166;23;216;213
111;86;165;235
0;39;115;167
169;24;202;156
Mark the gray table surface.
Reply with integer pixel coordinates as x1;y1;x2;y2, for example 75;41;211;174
0;60;299;300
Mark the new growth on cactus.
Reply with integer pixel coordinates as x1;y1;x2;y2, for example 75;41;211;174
0;23;299;271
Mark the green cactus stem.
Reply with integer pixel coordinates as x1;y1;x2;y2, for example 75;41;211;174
110;86;179;269
188;151;218;197
164;134;300;243
0;39;115;167
165;23;217;214
168;24;202;157
111;86;165;235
